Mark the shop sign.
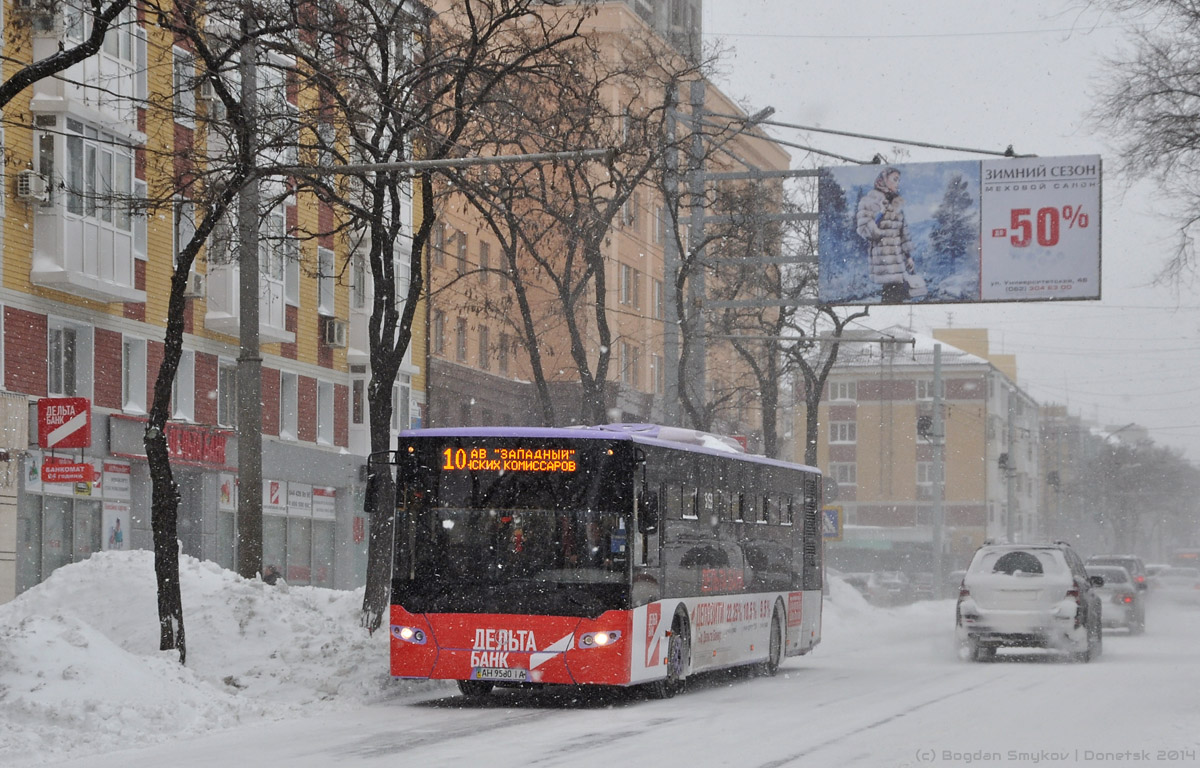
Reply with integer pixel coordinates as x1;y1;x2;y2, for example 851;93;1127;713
313;487;337;520
38;397;91;449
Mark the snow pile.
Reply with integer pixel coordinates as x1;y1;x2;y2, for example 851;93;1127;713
0;551;433;767
0;553;955;766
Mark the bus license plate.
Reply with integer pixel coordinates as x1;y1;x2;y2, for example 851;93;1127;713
472;667;528;682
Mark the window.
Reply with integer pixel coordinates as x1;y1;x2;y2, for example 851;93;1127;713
317;381;334;445
351;252;366;310
619;264;641;307
622;191;640;228
258;61;298;165
284;234;299;306
829;421;856;443
455;318;468;362
829;462;857;486
830;381;857;400
392;380;411;432
654;205;668;244
48;326;79;397
916;379;933;400
456;232;468;275
173;47;196;125
121;337;147;413
652;278;664;320
318;247;335;315
431;310;445;356
478;325;490;370
917;462;942;499
47;322;92;398
172;350;195;421
351;378;365;425
217;359;238;428
63;117;135;230
280;372;298;440
650;353;664;394
430;222;445;267
498;332;510;375
174;198;196;268
478;241;490;284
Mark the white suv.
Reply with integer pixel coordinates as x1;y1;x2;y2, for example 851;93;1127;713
955;542;1103;662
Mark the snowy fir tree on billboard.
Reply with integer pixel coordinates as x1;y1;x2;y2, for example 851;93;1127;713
817;156;1101;305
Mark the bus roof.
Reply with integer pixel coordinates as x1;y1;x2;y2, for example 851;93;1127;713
398;423;820;474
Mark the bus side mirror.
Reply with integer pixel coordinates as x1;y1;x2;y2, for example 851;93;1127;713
638;491;659;534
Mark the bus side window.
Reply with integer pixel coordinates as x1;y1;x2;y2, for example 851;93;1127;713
734;493;745;522
683;486;699;519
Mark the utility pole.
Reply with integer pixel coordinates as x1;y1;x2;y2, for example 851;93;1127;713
661;86;681;425
235;19;263;581
1005;387;1017;543
932;344;945;596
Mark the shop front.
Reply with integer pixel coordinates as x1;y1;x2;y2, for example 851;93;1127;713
14;412;367;596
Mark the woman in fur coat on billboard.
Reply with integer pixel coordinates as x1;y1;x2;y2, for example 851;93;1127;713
856;166;917;303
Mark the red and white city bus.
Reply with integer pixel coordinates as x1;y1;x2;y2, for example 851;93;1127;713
387;424;824;698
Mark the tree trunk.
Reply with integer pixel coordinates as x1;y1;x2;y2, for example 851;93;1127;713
147;429;185;664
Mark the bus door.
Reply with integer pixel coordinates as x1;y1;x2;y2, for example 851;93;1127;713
632;469;661;607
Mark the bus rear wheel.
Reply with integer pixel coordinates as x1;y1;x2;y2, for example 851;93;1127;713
457;680;494;697
761;608;784;676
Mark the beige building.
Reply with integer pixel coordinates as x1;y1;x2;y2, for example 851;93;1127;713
803;326;1040;576
425;1;788;443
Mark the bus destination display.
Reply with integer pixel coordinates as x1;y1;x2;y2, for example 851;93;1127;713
441;447;578;473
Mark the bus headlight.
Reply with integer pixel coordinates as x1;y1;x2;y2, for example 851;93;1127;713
578;630;621;648
390;625;428;645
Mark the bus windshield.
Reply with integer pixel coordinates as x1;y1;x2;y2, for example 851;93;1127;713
395;440;632;618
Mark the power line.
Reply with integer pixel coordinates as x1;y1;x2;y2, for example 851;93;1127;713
700;25;1129;41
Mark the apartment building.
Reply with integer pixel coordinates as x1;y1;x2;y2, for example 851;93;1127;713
0;4;423;601
804;326;1040;574
425;1;788;445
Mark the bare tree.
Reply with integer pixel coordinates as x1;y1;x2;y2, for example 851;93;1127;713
1092;0;1200;283
129;0;303;661
272;0;592;632
440;23;707;425
0;0;132;109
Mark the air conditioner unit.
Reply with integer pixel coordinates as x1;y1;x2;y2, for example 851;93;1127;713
324;318;348;348
14;0;59;31
183;271;205;298
199;78;227;121
16;169;49;203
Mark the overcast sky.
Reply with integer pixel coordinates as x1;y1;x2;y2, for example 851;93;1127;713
702;0;1200;462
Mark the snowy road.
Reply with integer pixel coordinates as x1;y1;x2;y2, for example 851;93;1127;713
44;591;1200;768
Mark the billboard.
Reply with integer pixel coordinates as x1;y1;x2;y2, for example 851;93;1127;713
817;155;1100;305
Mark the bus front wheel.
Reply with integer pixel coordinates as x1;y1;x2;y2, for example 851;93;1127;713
647;608;690;699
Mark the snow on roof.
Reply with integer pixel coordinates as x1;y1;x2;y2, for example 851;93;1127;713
833;324;991;369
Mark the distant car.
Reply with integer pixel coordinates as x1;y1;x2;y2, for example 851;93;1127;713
956;542;1103;662
1085;565;1145;633
912;572;935;600
1146;563;1170;579
1086;554;1148;592
1153;567;1200;605
840;572;871;595
866;571;914;605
